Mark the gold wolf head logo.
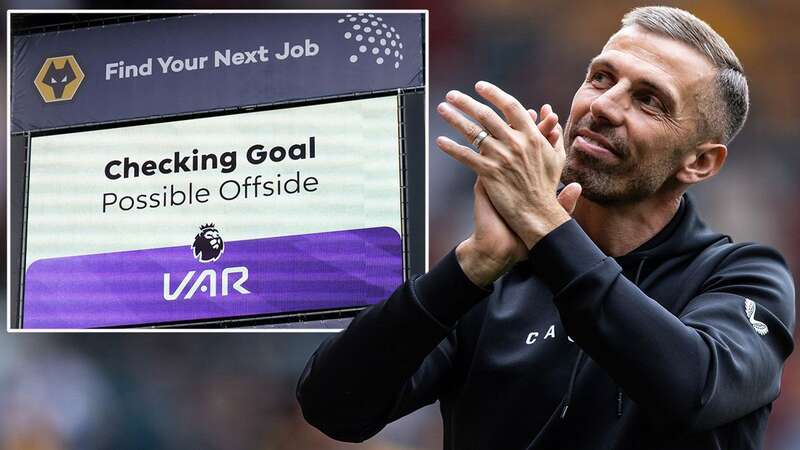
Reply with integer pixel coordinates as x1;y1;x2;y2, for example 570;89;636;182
34;56;85;102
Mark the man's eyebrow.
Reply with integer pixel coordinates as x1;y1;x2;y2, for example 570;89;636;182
587;56;615;73
586;55;678;111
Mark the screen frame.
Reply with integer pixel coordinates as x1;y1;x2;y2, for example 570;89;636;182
14;89;423;329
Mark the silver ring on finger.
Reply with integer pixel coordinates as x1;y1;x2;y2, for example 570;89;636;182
472;130;491;149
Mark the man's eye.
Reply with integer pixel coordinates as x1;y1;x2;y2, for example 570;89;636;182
590;72;611;88
638;94;663;111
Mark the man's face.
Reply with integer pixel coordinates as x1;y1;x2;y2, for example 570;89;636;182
562;25;716;204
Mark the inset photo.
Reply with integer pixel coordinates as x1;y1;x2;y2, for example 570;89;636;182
9;11;427;330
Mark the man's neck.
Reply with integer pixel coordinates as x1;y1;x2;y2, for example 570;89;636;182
571;191;683;257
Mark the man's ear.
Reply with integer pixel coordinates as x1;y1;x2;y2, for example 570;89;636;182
675;142;727;185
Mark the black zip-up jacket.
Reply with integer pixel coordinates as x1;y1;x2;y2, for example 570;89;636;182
297;194;795;449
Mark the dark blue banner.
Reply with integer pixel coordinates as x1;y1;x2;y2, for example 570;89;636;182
12;12;424;132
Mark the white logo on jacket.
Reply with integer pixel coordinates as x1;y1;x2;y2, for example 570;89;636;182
745;298;769;336
525;324;575;345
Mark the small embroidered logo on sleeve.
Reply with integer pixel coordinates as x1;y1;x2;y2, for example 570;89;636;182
745;298;769;336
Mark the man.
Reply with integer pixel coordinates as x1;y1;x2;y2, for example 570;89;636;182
297;6;795;449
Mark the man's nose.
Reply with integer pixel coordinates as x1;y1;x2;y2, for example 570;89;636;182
589;82;629;127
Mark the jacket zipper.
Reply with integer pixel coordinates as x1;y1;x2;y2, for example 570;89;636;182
560;256;647;421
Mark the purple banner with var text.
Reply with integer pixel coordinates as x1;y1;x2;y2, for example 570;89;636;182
23;227;402;328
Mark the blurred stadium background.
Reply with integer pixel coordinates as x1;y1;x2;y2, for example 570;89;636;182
2;1;799;449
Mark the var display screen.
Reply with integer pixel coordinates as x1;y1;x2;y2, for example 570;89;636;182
22;95;404;328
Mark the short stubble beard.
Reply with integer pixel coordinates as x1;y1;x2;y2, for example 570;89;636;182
561;115;685;205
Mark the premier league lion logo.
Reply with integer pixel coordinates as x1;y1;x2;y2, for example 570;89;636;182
192;223;224;263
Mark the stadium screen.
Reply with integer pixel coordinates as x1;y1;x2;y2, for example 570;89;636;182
21;95;405;328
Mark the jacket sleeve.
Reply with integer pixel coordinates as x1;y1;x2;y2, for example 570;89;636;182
296;249;491;442
529;219;796;432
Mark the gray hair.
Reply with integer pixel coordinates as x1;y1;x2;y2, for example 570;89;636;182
622;6;749;144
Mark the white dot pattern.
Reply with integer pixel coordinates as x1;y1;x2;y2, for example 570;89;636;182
337;14;407;70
